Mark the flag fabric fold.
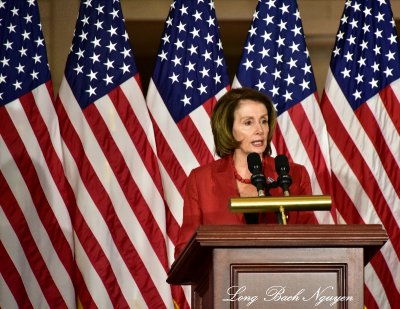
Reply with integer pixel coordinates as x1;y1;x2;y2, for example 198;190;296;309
0;0;76;307
320;0;400;307
146;0;230;263
233;0;335;224
55;0;181;307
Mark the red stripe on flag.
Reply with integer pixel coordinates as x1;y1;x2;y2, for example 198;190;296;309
321;97;400;259
18;92;76;270
330;152;398;309
1;94;92;308
330;174;364;224
1;103;76;302
370;251;400;309
364;284;379;309
120;84;189;307
20;84;93;308
109;87;165;196
71;101;166;307
147;114;189;246
272;124;293;161
288;103;331;194
84;88;170;272
177;114;214;167
0;241;34;308
164;207;181;245
56;101;132;308
0;172;67;307
150;118;188;198
380;85;400;136
170;284;190;309
134;74;144;92
202;95;218;117
354;103;399;195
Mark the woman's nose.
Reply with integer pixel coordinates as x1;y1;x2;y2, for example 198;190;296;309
256;123;263;134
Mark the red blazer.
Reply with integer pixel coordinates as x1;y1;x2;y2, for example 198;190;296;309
175;155;317;257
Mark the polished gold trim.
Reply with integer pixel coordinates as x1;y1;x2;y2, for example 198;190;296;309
229;195;331;213
279;205;287;225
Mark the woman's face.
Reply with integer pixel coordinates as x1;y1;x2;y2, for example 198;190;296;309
232;99;269;157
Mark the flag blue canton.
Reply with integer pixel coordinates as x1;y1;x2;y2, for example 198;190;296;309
331;0;400;110
65;0;138;109
152;0;229;123
236;0;316;116
0;0;50;107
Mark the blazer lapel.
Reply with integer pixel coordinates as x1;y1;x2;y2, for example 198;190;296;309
212;156;244;221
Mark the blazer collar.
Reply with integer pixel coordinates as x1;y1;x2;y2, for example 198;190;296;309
214;155;240;198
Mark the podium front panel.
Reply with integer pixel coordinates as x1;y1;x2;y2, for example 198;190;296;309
167;225;388;309
212;247;363;309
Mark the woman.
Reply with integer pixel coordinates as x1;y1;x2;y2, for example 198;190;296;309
175;88;317;257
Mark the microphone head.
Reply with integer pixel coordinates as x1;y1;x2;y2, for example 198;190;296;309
247;152;263;174
275;154;290;175
275;154;292;193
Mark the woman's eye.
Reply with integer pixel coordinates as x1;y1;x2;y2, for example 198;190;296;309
261;119;268;124
244;120;252;126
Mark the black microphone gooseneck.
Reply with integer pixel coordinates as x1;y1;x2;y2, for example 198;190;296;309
274;155;292;224
275;154;292;197
244;153;267;224
247;152;266;197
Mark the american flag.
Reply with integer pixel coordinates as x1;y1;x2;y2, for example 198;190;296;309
55;0;183;307
146;0;229;272
232;0;335;224
320;0;400;307
0;0;76;307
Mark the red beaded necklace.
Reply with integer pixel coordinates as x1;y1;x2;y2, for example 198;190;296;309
231;156;252;184
233;168;252;184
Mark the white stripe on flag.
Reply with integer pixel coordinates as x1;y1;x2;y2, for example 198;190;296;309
381;241;400;293
325;71;400;207
299;95;334;224
59;81;173;307
95;94;176;304
63;145;146;308
277;113;322;192
96;91;167;230
276;113;334;224
120;78;157;154
73;233;116;309
364;263;389;309
0;272;18;309
392;78;400;101
147;80;199;175
1;119;75;306
189;104;215;157
158;162;184;226
188;87;228;158
329;137;380;222
329;137;400;288
31;84;64;160
277;113;309;165
5;98;73;245
366;88;400;164
301;94;332;172
1;207;49;308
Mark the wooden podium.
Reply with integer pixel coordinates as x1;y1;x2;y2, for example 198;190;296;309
167;224;387;309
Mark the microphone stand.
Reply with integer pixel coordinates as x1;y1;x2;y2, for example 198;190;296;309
245;173;266;224
266;181;286;224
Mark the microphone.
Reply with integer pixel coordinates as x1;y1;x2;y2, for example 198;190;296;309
247;152;266;197
275;154;292;196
